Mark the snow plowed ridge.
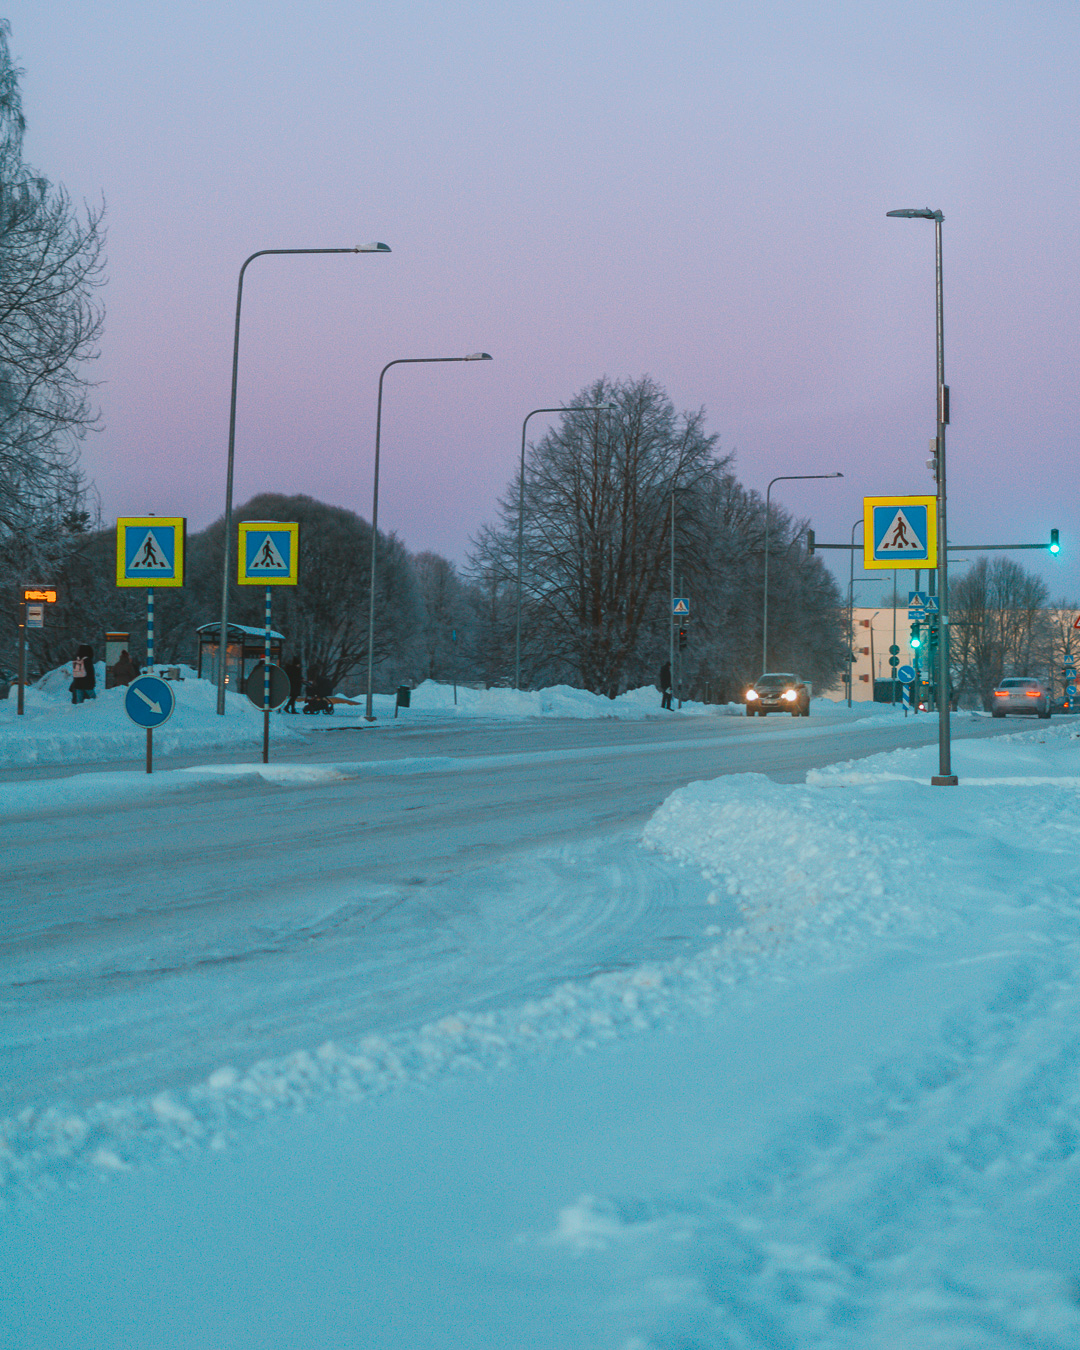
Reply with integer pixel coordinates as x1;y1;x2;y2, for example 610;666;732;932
1;780;931;1198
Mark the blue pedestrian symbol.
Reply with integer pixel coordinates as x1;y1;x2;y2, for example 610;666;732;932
124;675;176;728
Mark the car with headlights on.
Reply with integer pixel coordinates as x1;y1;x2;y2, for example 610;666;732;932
745;672;811;717
990;677;1050;718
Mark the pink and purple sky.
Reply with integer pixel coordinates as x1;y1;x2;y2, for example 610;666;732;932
7;1;1079;601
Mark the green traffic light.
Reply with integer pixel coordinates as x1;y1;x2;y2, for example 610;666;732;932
1050;528;1060;554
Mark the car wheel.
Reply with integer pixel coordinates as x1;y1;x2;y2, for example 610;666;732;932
1039;708;1051;719
746;706;755;716
992;710;1004;718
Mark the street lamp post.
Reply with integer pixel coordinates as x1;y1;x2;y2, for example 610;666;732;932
365;353;492;720
216;243;391;713
847;516;864;708
514;404;609;689
762;472;843;672
887;207;956;784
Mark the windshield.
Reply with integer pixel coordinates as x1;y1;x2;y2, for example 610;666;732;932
999;679;1037;689
756;674;796;689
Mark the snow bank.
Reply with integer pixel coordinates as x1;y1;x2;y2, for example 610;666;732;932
0;667;304;766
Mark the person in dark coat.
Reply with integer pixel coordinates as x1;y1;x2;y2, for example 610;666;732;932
70;644;97;704
283;658;303;713
111;650;137;687
659;660;673;710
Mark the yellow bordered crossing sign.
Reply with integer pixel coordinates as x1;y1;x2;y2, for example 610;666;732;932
238;521;299;585
116;517;186;587
863;496;937;571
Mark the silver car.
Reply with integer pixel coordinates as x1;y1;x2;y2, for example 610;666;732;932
990;677;1050;719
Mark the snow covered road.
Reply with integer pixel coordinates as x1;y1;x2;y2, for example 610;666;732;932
2;709;1011;1114
9;694;1079;1349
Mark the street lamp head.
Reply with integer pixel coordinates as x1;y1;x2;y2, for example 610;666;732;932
464;352;493;361
355;242;392;252
886;208;943;222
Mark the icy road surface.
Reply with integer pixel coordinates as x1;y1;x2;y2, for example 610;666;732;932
2;709;1013;1114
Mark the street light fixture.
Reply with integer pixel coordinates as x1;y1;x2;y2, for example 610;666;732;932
365;353;493;721
886;207;956;783
514;404;611;690
216;243;391;714
762;472;843;673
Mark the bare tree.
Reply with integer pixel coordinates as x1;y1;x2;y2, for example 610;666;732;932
0;20;105;663
189;494;420;693
413;550;472;683
471;376;724;694
950;557;1051;707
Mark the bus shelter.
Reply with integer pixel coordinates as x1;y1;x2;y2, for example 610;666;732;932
196;622;284;693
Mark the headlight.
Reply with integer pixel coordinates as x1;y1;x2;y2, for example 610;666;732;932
746;689;758;701
783;689;796;701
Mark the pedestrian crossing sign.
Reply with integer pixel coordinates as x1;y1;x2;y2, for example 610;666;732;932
673;597;690;616
863;496;937;570
238;521;299;585
116;517;186;587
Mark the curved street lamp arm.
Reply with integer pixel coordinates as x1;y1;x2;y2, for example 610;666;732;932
216;243;391;713
365;354;493;720
762;472;843;674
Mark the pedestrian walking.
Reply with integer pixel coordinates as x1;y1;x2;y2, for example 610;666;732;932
659;660;673;710
70;644;97;704
283;658;303;713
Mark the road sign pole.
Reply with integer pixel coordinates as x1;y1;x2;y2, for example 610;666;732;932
147;727;152;775
263;587;271;765
147;588;154;673
16;598;26;716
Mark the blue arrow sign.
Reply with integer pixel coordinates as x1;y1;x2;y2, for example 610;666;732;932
897;665;916;684
124;675;176;728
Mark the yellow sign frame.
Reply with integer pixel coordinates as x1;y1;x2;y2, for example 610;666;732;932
863;496;938;571
116;517;187;587
237;521;300;586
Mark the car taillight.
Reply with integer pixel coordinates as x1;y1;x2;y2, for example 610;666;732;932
993;691;1007;697
1025;690;1041;698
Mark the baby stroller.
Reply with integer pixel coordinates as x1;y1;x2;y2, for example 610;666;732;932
302;674;334;715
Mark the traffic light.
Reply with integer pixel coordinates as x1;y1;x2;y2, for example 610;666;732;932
678;627;688;651
909;622;922;650
806;528;816;556
1050;528;1060;554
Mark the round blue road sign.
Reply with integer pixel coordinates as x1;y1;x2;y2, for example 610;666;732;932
124;674;176;728
897;665;916;684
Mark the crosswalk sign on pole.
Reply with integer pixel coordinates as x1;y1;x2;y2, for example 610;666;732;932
672;597;690;617
863;496;937;570
116;517;186;587
238;521;299;585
